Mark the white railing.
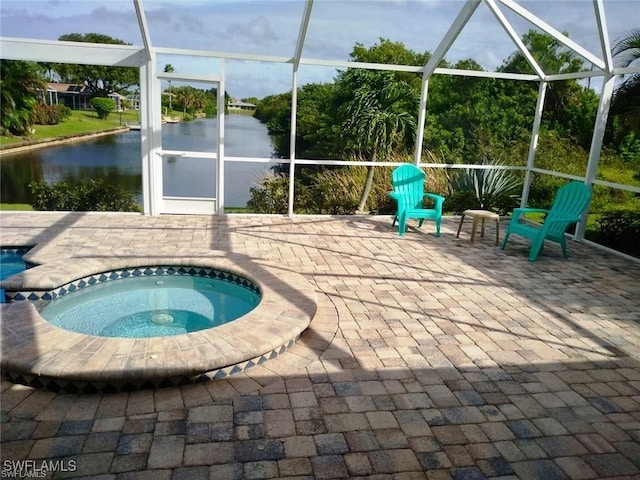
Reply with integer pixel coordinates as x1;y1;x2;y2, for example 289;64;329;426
223;155;640;209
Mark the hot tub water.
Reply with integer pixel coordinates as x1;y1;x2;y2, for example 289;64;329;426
41;274;260;338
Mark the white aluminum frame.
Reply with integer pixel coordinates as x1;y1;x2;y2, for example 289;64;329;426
156;73;224;215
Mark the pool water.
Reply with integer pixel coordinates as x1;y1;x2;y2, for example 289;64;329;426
0;252;27;280
1;250;29;303
41;275;261;338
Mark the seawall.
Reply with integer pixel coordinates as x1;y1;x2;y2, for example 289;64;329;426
0;127;130;156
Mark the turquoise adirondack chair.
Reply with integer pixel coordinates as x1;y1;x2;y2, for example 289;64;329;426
389;164;445;236
501;181;592;262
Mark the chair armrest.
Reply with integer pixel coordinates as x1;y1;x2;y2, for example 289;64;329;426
512;207;549;221
388;192;406;210
513;207;549;216
423;193;445;208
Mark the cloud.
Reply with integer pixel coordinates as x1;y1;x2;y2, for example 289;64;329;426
2;0;638;98
229;15;279;45
144;7;173;24
89;6;127;22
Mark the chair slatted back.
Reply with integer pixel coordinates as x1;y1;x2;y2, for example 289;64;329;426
546;182;592;236
391;165;426;209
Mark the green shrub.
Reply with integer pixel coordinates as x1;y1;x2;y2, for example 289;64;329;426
247;165;397;215
29;179;140;212
595;210;640;257
527;179;562;209
33;103;71;125
246;172;291;214
90;97;116;119
445;190;480;215
590;184;638;213
619;132;640;166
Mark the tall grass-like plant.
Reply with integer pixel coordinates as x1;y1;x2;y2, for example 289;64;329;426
418;149;450;194
307;164;395;214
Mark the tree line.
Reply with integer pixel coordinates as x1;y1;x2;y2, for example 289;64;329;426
249;31;638;214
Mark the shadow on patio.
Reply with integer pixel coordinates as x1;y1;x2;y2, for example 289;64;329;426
1;211;639;479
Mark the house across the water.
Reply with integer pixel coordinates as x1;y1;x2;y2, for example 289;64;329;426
227;98;256;112
42;83;126;111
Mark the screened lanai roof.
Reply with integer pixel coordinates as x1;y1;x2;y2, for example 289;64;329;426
1;0;638;96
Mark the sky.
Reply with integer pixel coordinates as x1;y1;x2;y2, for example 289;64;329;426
1;0;638;99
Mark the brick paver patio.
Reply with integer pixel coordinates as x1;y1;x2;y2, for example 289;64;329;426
1;212;639;479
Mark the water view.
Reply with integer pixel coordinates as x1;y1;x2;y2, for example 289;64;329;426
0;115;275;208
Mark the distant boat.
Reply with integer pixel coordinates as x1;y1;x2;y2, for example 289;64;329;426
127;122;141;130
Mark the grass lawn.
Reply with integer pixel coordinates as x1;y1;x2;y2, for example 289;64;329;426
0;137;24;147
0;204;32;211
225;207;252;213
0;110;140;147
598;163;640;188
524;211;600;230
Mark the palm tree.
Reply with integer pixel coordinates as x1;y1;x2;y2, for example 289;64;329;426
342;73;418;212
164;64;175;111
0;60;45;136
611;29;640;124
193;89;207;113
175;87;195;116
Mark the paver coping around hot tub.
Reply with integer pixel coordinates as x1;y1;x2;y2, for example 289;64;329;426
1;251;318;389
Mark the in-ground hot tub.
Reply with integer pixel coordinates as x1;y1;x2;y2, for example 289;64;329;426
41;267;261;338
0;254;318;392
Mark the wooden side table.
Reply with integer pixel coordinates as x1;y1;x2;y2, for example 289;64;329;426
456;210;500;245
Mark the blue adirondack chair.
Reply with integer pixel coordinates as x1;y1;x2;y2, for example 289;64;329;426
389;164;445;236
501;181;592;262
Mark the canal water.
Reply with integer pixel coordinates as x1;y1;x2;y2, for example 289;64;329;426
0;115;275;208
